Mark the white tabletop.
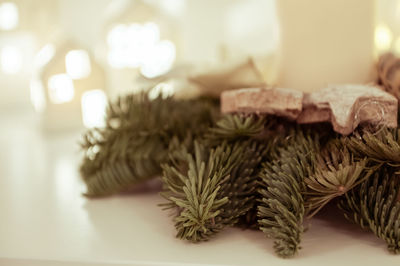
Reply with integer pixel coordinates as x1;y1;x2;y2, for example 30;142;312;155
0;112;399;266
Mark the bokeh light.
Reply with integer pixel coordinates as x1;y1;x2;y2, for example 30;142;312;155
0;2;19;31
107;22;176;78
375;24;393;53
81;89;107;128
65;50;92;79
0;45;23;74
47;74;75;104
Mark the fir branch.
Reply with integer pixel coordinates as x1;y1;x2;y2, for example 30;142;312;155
202;113;276;229
305;143;373;218
257;131;319;258
80;93;218;197
205;114;269;144
80;127;166;197
338;168;400;254
161;140;267;242
347;128;400;166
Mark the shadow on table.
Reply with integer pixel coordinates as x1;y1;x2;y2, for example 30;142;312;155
239;201;387;259
300;202;385;258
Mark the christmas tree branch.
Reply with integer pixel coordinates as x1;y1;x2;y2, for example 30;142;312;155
338;168;400;253
80;93;218;197
257;131;319;258
305;142;373;218
347;128;400;166
161;140;268;242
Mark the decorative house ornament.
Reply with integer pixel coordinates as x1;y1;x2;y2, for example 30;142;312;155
101;0;179;97
31;39;107;131
0;0;59;110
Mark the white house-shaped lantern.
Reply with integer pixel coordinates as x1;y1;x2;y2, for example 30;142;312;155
31;39;107;131
99;0;179;97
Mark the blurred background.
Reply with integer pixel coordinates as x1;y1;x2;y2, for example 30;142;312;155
2;3;400;264
0;0;400;132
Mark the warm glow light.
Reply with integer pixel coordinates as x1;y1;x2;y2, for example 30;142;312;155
107;23;126;48
30;79;46;112
0;46;22;74
81;90;107;128
107;22;176;77
0;2;19;30
140;40;176;78
140;22;160;44
48;74;75;104
34;44;55;68
148;82;175;100
65;50;91;79
375;24;393;53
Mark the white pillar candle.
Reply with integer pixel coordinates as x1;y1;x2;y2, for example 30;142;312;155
182;0;230;64
277;0;375;92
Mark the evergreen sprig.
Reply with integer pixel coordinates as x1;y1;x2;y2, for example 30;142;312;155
161;140;267;242
204;113;275;228
205;114;269;144
78;90;400;258
80;93;218;197
257;131;319;258
338;168;400;253
305;143;372;218
347;128;400;166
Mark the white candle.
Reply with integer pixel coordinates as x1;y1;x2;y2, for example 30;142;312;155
277;0;375;92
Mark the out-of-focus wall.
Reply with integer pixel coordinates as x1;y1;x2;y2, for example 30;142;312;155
0;0;278;112
1;0;399;114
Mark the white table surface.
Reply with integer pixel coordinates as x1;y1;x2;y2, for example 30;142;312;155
0;112;399;266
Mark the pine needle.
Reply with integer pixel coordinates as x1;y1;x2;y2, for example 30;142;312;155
161;140;268;242
80;93;218;197
305;142;373;218
347;128;400;166
205;114;270;144
338;168;400;254
257;130;319;258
